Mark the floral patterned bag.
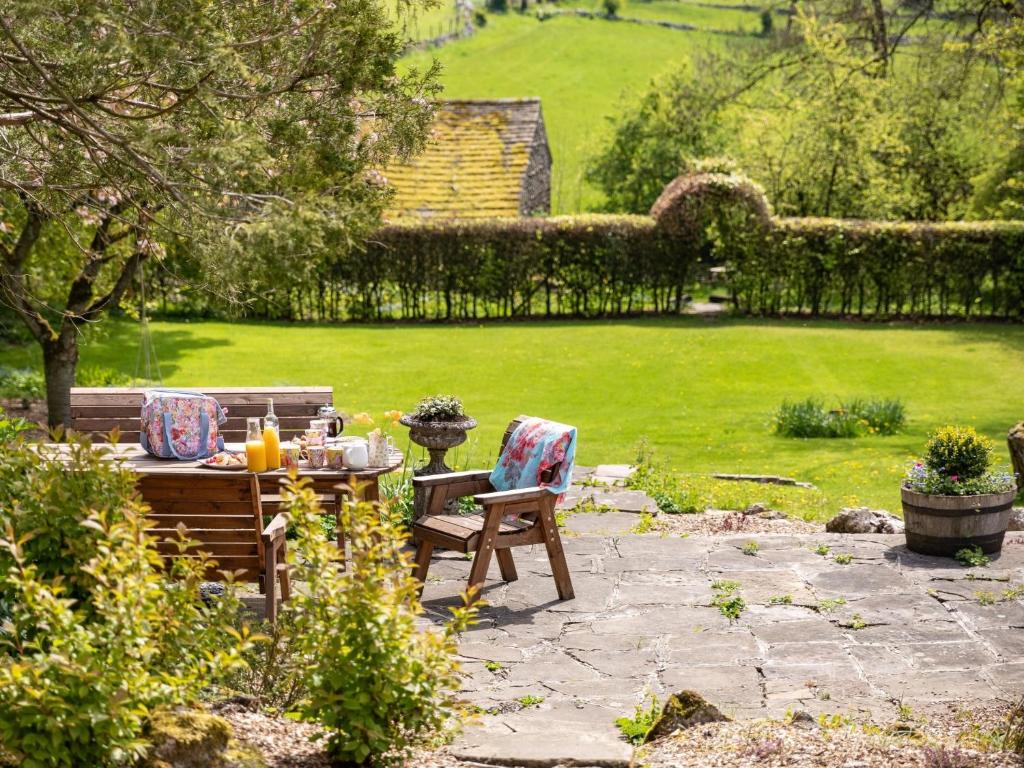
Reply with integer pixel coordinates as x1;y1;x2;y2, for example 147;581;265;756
140;389;226;460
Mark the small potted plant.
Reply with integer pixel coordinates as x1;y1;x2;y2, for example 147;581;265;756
400;395;477;476
902;426;1017;556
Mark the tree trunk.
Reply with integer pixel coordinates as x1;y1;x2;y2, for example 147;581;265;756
42;330;79;431
1009;422;1024;492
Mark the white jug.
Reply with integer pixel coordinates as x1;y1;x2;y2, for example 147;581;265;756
343;439;368;470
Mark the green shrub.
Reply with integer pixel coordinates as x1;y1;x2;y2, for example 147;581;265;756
0;438;141;603
602;0;619;16
277;477;475;766
843;397;905;435
925;426;993;480
0;406;31;443
615;695;660;745
77;365;132;388
0;366;44;406
773;397;905;438
0;435;251;767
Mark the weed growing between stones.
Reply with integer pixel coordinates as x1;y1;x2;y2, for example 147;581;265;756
834;553;853;565
516;695;544;709
955;546;990;568
814;544;831;556
769;594;793;605
976;591;998;606
711;580;745;621
741;541;760;556
631;511;657;534
615;694;660;745
484;661;503;672
850;613;867;630
818;597;847;613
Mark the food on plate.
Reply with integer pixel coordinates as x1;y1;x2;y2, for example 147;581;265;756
204;451;246;467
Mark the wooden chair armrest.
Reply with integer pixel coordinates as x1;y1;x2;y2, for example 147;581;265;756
413;470;492;488
261;513;289;545
474;487;551;505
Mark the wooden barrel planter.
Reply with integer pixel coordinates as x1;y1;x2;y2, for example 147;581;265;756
901;487;1017;556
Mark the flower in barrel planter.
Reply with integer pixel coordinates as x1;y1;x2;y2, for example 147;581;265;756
400;395;477;476
902;426;1017;557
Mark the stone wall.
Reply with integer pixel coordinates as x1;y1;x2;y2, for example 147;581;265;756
520;121;552;216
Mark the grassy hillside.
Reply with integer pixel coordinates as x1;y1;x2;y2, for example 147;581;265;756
402;12;737;212
5;317;1023;519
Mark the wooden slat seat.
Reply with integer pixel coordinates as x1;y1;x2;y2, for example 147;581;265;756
138;473;291;621
414;512;537;553
69;386;335;444
411;415;575;602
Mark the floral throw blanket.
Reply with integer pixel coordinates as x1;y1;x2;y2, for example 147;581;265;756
489;417;577;496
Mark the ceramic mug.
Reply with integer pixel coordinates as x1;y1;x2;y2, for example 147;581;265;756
281;442;301;469
344;440;368;470
326;445;346;470
307;445;327;469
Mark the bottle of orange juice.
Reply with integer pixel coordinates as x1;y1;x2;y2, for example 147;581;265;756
245;417;267;473
263;398;281;470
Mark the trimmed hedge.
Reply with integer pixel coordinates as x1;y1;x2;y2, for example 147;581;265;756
357;215;689;320
354;214;1024;321
737;218;1024;318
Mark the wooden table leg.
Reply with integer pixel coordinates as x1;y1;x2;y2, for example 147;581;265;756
335;488;346;570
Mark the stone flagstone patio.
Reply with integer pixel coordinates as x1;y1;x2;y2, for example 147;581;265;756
419;527;1024;767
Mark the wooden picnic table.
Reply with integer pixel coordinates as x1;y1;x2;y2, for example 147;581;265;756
43;442;405;551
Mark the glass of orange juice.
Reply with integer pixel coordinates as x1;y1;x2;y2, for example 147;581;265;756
245;417;267;473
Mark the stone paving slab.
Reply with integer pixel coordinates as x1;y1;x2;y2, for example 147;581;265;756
419;533;1024;767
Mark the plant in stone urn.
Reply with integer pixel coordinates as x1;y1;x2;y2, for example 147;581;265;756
400;395;477;477
902;426;1017;556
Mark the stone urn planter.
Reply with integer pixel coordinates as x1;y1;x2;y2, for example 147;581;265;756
399;414;478;477
901;487;1017;556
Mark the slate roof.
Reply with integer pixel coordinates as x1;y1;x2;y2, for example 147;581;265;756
384;98;550;220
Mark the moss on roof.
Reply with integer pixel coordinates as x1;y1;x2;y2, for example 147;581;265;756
384;99;546;220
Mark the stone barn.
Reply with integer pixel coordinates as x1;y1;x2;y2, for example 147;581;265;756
384;98;552;220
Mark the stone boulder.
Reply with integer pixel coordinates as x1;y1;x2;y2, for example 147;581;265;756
826;507;904;534
644;691;730;742
143;710;266;768
1009;508;1024;532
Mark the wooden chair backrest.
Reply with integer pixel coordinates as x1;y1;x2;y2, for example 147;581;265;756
70;386;334;444
499;415;557;485
137;473;264;582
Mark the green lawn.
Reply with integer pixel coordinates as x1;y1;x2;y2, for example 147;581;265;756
4;317;1022;519
402;13;735;212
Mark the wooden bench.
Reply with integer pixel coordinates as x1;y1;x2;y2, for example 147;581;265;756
138;473;290;622
411;416;575;603
69;386;335;443
71;386;341;542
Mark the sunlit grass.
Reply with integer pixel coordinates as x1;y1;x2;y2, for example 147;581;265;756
4;315;1022;519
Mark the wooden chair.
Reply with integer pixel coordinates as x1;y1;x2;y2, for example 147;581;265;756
137;473;291;622
411;416;575;602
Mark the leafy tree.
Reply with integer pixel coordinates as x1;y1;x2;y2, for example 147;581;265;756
590;2;1012;221
0;0;438;427
586;58;730;213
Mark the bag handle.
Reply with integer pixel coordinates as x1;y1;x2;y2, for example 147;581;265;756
161;410;211;461
147;388;227;426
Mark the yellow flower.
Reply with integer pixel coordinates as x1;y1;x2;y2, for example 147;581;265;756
384;409;404;426
353;412;374;427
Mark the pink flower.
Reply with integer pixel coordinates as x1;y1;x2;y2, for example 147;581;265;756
950;474;959;482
